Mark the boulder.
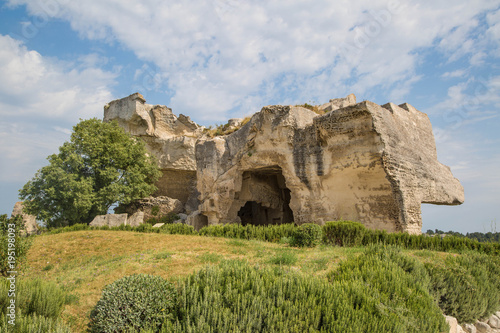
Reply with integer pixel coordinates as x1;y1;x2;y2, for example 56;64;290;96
488;314;500;329
116;196;184;222
475;321;491;333
446;316;459;333
11;202;38;235
89;214;128;227
464;323;477;333
127;212;144;227
152;223;165;228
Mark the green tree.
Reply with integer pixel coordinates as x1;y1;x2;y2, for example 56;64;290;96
19;118;161;227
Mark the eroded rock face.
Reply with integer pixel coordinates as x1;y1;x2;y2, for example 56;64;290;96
104;93;201;205
11;202;38;235
105;93;464;234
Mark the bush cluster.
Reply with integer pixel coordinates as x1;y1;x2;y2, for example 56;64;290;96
425;252;500;322
90;255;448;333
199;223;297;243
0;278;71;332
46;219;500;255
0;214;33;276
89;274;177;333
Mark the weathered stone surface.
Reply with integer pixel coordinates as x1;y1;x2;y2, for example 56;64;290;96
89;214;128;227
464;323;477;333
319;93;357;112
116;196;184;221
195;101;463;234
127;212;144;227
105;93;464;234
11;202;38;235
104;93;202;204
476;321;492;333
488;315;500;329
186;211;208;230
447;316;459;333
152;223;165;228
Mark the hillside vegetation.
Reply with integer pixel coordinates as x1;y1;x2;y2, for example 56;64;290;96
1;221;499;332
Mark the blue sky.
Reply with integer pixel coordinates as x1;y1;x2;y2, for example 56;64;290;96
0;0;499;233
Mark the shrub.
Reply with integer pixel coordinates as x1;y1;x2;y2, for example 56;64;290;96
159;223;197;235
167;258;446;332
292;223;322;247
425;252;500;322
328;246;447;332
47;223;90;234
323;220;366;247
0;278;70;331
269;249;298;265
199;223;296;242
89;274;177;333
0;313;71;333
0;215;33;276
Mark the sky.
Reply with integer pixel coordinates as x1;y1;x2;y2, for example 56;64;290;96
0;0;499;233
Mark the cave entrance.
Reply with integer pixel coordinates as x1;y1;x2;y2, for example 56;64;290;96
237;166;294;226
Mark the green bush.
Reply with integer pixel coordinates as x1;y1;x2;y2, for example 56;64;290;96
425;252;500;322
0;313;71;333
199;223;296;242
159;223;196;235
47;223;90;234
89;274;177;333
164;258;446;332
269;249;298;265
328;246;448;332
0;278;67;320
292;223;323;247
323;220;366;247
0;215;33;276
0;278;71;331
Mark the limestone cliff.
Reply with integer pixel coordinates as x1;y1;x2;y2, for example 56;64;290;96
104;93;464;234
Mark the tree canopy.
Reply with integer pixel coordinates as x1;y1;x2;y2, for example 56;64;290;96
19;118;161;227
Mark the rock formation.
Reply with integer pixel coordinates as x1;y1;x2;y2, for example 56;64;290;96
11;202;38;235
104;93;464;234
116;196;184;222
89;212;144;227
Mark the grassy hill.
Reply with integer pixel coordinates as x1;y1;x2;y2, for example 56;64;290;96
20;230;455;332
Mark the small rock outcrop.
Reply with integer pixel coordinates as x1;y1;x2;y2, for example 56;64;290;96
11;202;38;235
104;93;464;233
89;212;144;227
116;196;184;222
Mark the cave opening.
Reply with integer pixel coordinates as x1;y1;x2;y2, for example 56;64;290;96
237;166;294;226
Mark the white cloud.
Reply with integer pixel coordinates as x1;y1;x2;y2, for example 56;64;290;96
6;0;499;120
441;69;468;79
0;34;117;121
0;34;118;185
